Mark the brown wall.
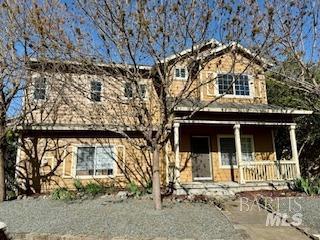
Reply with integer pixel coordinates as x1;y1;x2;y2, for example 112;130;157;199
178;125;276;183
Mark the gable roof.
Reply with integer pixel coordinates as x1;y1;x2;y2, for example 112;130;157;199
160;38;222;63
161;38;272;68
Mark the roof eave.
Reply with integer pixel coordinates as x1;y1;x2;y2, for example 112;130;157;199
174;106;313;115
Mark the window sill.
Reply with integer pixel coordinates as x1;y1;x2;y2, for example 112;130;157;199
174;77;187;81
220;165;239;169
216;94;254;99
121;97;148;101
74;175;115;179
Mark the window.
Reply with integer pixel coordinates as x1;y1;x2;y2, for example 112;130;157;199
219;136;254;167
217;74;234;95
139;84;147;98
235;75;250;96
241;137;254;162
175;67;188;80
34;78;46;100
220;138;237;167
76;146;115;176
90;81;102;102
217;74;250;96
124;83;147;99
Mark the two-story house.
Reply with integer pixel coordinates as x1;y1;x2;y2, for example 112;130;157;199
16;39;312;195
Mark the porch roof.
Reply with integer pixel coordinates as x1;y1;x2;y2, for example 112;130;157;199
174;100;312;115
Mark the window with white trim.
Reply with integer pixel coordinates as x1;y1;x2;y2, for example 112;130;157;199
90;80;102;102
76;146;115;176
219;136;254;167
34;78;47;100
217;74;250;96
175;67;188;80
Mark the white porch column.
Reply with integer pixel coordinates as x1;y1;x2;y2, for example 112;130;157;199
289;124;301;178
174;123;180;184
234;124;245;184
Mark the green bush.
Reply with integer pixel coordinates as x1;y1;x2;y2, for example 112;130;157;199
51;187;75;200
294;177;320;195
6;190;17;201
84;182;105;196
145;181;152;194
127;181;141;197
74;179;85;192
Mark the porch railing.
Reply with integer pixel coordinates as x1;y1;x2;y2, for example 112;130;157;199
241;160;297;182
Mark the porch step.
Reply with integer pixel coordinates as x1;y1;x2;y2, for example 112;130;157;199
176;182;236;196
176;181;291;196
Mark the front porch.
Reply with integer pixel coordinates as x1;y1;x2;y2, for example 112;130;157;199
170;121;301;188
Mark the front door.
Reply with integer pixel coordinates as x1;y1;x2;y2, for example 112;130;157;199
191;136;212;181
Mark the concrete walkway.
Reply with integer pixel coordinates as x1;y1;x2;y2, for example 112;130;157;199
222;199;311;240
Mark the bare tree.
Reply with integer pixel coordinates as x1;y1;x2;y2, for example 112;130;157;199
67;0;270;209
0;0;75;201
5;0;318;209
244;0;320;101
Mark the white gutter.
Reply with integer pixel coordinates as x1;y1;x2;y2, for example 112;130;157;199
175;119;296;126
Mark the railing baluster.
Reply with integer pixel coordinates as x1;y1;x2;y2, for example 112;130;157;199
242;160;298;182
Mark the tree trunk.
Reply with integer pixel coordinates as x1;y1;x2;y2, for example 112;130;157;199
152;145;162;210
0;146;5;202
0;121;6;201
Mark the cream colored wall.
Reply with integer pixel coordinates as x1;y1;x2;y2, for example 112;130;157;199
17;137;162;192
26;51;268;128
168;52;267;104
25;72;160;127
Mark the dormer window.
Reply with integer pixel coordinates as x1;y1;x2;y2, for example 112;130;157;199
175;67;188;80
34;78;47;100
217;74;250;96
90;80;102;102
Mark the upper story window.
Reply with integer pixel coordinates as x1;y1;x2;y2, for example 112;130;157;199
139;84;147;98
90;80;102;102
175;67;188;80
34;78;47;100
217;74;250;96
124;83;147;99
124;82;133;98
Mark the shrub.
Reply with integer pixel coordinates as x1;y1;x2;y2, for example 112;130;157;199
294;177;320;195
51;187;75;201
6;190;17;201
84;182;105;196
145;181;152;194
127;182;141;197
74;179;85;192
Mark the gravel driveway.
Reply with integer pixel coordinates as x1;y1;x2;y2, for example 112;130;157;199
279;197;320;234
0;198;242;240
